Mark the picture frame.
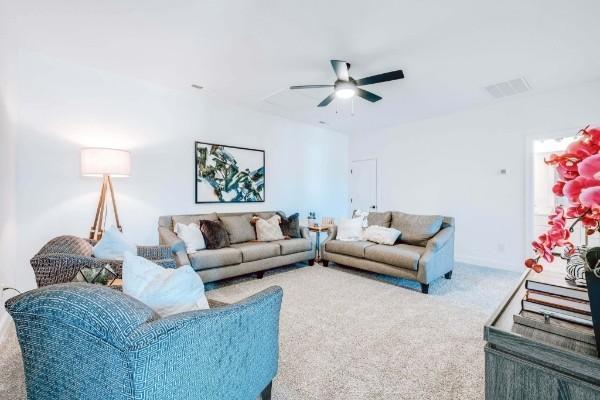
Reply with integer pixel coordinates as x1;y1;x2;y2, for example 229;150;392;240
195;141;265;203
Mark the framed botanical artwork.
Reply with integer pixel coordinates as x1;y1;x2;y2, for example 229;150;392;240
195;141;265;203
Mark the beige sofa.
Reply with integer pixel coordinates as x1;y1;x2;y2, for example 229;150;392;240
158;211;315;283
321;211;455;293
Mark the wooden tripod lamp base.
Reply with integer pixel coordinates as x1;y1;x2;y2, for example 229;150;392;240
89;175;122;240
81;148;131;241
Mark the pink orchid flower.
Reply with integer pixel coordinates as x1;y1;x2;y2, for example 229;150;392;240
578;153;600;180
579;186;600;209
562;176;600;202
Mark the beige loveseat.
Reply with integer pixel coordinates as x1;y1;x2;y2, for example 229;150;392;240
158;211;315;283
321;211;455;293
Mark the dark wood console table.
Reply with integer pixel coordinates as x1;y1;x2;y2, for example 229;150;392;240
484;268;600;399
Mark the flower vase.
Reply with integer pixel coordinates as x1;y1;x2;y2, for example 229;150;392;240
584;247;600;356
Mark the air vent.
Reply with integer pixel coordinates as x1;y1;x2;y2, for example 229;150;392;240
485;77;532;99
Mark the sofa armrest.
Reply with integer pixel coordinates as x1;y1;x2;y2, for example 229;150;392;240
417;226;455;284
323;225;337;243
158;227;190;267
300;226;310;240
127;286;283;399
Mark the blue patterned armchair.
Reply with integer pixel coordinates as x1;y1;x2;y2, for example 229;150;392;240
6;282;282;400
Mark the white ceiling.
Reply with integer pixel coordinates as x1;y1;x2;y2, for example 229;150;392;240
4;0;600;134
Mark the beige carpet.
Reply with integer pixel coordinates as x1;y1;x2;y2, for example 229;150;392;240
0;263;519;400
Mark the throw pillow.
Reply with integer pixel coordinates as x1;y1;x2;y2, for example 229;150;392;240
93;226;137;260
219;214;256;244
336;217;364;241
123;252;209;317
278;212;301;238
367;211;392;228
256;215;285;241
175;222;206;254
391;212;443;246
362;225;401;245
198;219;231;249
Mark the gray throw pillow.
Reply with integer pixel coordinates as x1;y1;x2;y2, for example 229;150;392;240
391;212;443;246
367;211;392;227
278;212;301;238
198;220;230;249
219;214;256;244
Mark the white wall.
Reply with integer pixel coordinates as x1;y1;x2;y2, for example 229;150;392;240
349;80;600;270
11;52;349;291
0;5;18;328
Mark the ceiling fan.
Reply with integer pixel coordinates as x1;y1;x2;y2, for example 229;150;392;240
290;60;404;107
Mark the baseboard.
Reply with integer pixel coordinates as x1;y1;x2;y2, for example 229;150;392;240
455;255;520;272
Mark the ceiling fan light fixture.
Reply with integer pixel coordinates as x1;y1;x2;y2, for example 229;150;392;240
335;81;356;99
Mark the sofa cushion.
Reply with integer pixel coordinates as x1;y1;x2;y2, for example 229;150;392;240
255;212;280;220
172;212;218;228
275;238;312;255
189;248;242;271
391;212;443;246
219;214;256;244
324;240;375;258
367;212;392;228
230;242;281;262
364;243;426;270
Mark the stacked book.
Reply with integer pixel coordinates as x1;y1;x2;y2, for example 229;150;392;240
514;270;595;349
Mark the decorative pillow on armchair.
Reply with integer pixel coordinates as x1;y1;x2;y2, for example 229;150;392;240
278;212;301;238
336;218;364;241
198;220;231;249
93;226;137;260
256;215;285;241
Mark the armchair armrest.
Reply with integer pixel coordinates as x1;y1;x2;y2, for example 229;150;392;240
127;286;284;400
137;245;172;260
159;227;190;267
323;225;337;243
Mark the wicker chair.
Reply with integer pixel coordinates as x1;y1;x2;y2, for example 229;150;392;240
30;235;176;287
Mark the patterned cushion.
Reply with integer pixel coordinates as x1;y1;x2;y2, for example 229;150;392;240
230;242;281;262
367;212;392;227
37;236;93;257
324;240;375;258
391;212;443;246
219;214;256;244
279;212;301;238
274;238;312;255
198;220;230;249
256;216;285;241
189;248;242;271
364;243;425;270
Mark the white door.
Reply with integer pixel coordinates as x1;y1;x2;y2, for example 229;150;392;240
350;159;377;213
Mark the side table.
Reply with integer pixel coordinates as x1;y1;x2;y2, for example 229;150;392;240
308;225;330;262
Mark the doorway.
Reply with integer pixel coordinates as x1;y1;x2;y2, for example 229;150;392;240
350;158;377;213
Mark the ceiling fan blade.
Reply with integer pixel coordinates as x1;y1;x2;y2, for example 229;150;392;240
317;93;336;107
290;85;334;89
330;60;350;81
355;70;404;86
356;88;382;102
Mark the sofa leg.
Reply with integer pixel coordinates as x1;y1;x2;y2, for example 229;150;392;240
444;271;453;279
321;260;329;267
256;271;264;279
308;259;315;266
420;283;429;294
260;381;272;400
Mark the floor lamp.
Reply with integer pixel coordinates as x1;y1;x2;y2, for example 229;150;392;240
81;148;131;240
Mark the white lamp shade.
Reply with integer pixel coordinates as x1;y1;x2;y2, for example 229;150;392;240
81;148;131;177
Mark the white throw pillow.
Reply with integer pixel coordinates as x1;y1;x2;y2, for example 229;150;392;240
337;217;364;241
123;252;209;317
256;215;285;241
362;225;401;245
93;225;137;260
175;222;206;254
